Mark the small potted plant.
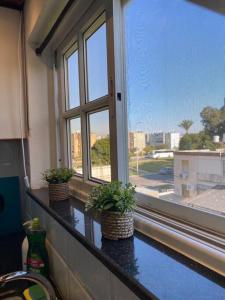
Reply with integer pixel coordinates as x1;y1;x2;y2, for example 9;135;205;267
42;168;75;201
86;181;136;240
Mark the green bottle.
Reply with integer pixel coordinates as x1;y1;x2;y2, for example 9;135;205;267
26;218;49;277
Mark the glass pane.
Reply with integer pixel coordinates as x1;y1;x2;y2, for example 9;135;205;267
69;117;83;174
124;0;225;215
66;50;80;109
89;110;111;181
85;22;108;101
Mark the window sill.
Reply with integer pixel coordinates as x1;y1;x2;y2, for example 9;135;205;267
69;177;225;276
70;177;225;276
134;207;225;278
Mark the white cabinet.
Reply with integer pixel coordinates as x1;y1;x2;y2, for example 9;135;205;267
0;8;26;139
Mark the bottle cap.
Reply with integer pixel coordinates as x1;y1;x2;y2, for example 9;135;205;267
32;218;40;230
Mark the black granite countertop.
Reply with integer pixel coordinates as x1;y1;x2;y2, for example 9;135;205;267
28;189;225;300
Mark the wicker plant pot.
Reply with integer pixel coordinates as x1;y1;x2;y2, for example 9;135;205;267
101;211;134;240
49;182;69;201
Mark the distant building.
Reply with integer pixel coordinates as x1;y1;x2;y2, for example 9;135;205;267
71;132;82;159
165;132;180;149
147;132;180;149
90;133;97;147
71;132;97;159
174;150;225;198
149;132;165;147
213;135;220;143
145;133;151;145
129;131;146;151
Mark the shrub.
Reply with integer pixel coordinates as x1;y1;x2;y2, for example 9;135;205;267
42;168;75;184
86;181;136;214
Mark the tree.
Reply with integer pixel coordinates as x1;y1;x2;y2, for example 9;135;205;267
91;137;110;165
200;106;221;137
143;145;155;154
179;134;192;150
179;133;216;151
191;132;216;150
155;144;169;150
178;120;193;134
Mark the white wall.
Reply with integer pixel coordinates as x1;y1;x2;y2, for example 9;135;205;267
0;8;26;139
24;0;51;188
24;0;45;37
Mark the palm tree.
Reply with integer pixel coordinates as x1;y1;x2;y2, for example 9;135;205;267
179;120;193;134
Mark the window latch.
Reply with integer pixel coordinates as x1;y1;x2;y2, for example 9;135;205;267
117;92;122;101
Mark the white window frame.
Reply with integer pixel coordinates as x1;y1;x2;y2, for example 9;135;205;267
67;116;83;176
64;42;80;111
56;1;119;188
114;0;225;237
87;107;111;182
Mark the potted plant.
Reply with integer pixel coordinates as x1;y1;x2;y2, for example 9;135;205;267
42;168;75;201
86;181;136;240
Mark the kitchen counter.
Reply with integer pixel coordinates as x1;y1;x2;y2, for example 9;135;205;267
28;189;225;300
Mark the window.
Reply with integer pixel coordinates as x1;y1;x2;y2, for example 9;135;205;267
68;117;83;174
84;16;108;102
123;0;225;222
88;109;111;181
64;45;80;109
57;0;225;235
59;11;113;183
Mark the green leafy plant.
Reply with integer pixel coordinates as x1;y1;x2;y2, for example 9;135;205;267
86;181;136;214
42;168;75;184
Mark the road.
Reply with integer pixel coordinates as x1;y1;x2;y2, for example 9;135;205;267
130;172;174;189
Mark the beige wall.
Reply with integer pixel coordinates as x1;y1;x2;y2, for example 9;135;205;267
24;0;52;189
0;8;26;139
24;0;45;38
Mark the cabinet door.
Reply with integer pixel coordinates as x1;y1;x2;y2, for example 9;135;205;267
0;8;26;139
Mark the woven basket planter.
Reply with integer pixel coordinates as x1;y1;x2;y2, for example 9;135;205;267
101;211;134;240
49;182;69;201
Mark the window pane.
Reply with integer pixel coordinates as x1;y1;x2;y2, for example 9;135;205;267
66;50;80;109
69;117;83;174
85;22;108;101
124;0;225;215
89;110;111;181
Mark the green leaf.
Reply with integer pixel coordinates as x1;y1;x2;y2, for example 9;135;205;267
103;202;114;210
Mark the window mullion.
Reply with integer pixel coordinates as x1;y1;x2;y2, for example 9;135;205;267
105;6;119;182
107;0;129;183
78;31;89;181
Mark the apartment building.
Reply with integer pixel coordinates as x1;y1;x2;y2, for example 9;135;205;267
71;132;82;159
147;132;180;149
128;131;146;151
174;150;225;198
165;132;180;149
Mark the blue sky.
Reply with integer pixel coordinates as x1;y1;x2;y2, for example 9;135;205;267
70;23;109;135
68;50;80;109
86;23;108;101
123;0;225;133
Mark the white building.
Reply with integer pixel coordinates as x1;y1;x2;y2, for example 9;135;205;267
174;150;225;199
165;132;180;150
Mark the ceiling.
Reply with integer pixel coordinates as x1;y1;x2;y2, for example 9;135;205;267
0;0;24;10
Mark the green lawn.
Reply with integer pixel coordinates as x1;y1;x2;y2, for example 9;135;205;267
129;158;173;174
